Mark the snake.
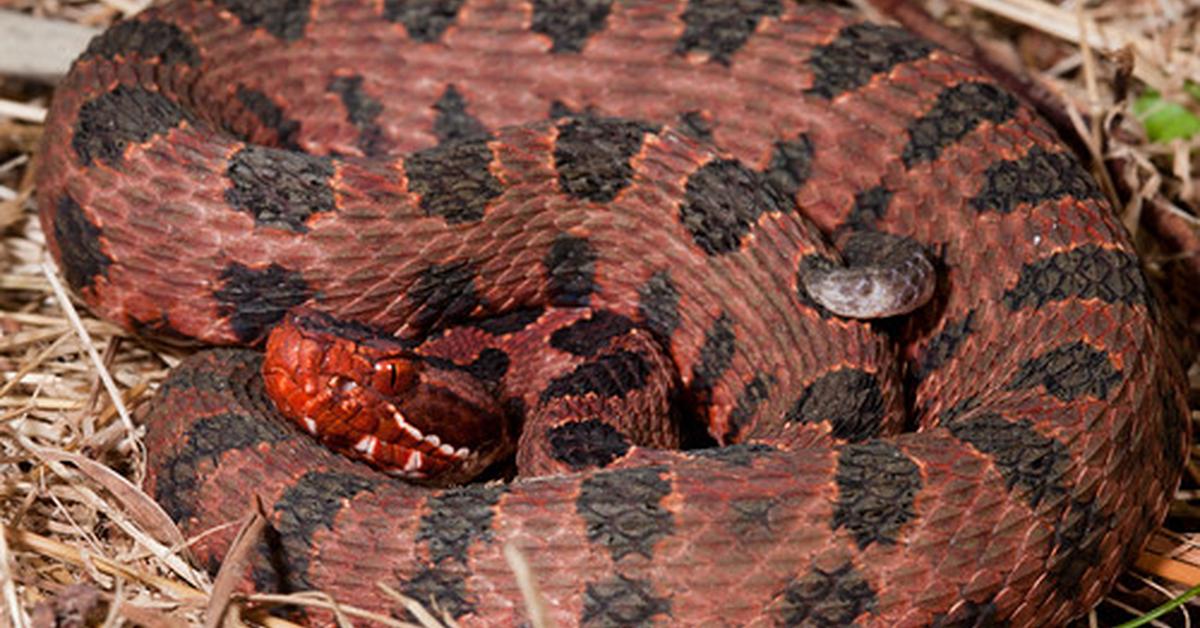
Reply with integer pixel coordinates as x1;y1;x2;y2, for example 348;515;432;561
34;0;1190;625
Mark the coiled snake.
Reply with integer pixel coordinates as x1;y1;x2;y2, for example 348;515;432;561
36;0;1189;625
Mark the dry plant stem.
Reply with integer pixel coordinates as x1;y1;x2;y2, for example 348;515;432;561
81;336;123;437
0;9;99;82
952;0;1179;85
1175;141;1195;203
104;576;126;628
0;526;30;628
1145;197;1200;271
1104;597;1175;628
80;383;153;455
240;610;306;628
377;583;453;628
28;465;204;589
40;261;135;437
0;331;71;399
6;527;207;605
203;501;266;628
1132;572;1192;627
503;542;549;628
0;121;42;154
0;397;78;411
0;326;70;353
1138;552;1200;588
111;602;191;628
250;591;407;628
0;99;46;124
27;445;187;551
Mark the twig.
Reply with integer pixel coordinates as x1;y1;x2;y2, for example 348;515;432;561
0;9;98;83
204;501;267;628
0;526;30;628
504;542;550;628
954;0;1174;85
1137;551;1200;585
40;260;135;437
0;98;47;124
6;527;207;605
250;591;413;628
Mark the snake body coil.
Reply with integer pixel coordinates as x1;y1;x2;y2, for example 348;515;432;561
36;1;1188;625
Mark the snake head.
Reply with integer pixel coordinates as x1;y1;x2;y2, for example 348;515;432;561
262;309;510;483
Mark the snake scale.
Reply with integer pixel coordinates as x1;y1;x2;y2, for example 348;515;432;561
35;0;1189;625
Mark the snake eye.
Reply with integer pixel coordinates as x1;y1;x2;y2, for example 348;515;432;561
370;359;420;396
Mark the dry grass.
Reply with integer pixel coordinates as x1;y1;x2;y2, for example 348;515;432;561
1;0;1198;626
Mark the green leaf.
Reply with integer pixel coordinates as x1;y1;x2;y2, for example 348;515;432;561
1134;84;1200;142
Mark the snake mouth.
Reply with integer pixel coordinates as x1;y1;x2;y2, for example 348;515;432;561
262;309;509;482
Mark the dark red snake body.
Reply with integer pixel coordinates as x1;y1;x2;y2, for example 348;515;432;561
35;1;1190;625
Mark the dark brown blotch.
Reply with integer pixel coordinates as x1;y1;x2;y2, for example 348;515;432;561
547;418;632;471
787;368;885;442
582;574;672;627
832;441;920;549
540;350;652;402
1003;245;1150;310
327;74;387;156
432;85;489;143
576;466;672;560
416;485;505;564
805;22;934;99
84;19;200;66
675;0;783;64
404;261;483;333
214;262;313;343
52;195;111;293
1004;341;1122;402
544;234;598;306
72;85;190;166
216;0;312;41
554;116;654;202
405;138;501;223
970;146;1102;214
531;0;614;53
384;0;466;42
549;310;635;357
772;562;878;626
903;81;1018;167
947;413;1070;508
269;471;377;590
224;145;335;232
680;159;789;255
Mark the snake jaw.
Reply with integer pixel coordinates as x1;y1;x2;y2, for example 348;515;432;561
262;309;507;483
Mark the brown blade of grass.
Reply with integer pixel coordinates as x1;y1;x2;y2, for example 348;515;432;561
376;583;453;628
1137;551;1200;587
114;602;193;628
40;261;135;437
7;527;207;606
20;442;206;589
28;447;187;549
248;591;411;628
503;542;550;628
202;498;266;628
1;525;30;628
